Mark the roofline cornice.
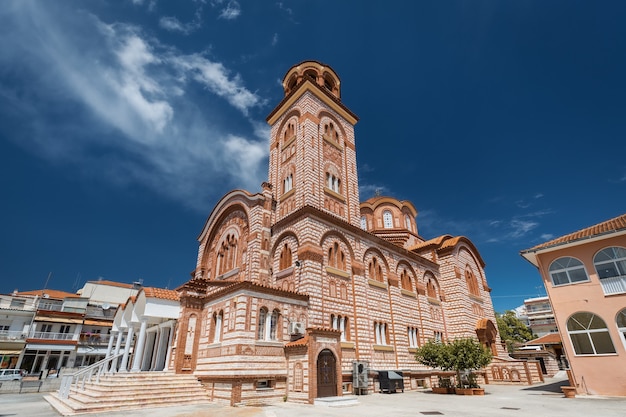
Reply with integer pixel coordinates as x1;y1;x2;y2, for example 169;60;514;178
266;79;358;125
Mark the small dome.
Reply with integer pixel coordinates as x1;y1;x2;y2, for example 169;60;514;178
282;60;341;99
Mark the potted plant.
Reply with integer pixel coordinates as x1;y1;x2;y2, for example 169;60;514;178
414;340;455;394
448;338;492;395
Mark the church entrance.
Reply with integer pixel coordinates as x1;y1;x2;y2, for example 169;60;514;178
316;349;337;398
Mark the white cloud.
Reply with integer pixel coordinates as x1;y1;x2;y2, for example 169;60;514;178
509;219;538;238
219;1;241;20
540;233;555;240
272;33;279;46
0;1;268;212
359;184;389;199
170;53;262;115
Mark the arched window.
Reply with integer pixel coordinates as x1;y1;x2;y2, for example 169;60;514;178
217;234;238;276
407;327;419;348
293;362;303;392
360;216;367;230
283;173;293;193
549;257;588;286
374;321;388;345
405;215;411;231
617;309;626;348
270;309;279;340
594;247;626;295
400;269;412;291
324;122;339;143
383;211;393;228
328;242;345;270
257;307;267;340
213;311;223;343
326;172;340;193
330;314;349;341
426;278;437;299
284;122;295;141
567;312;616;355
369;257;383;282
465;268;480;296
279;244;292;270
258;307;280;341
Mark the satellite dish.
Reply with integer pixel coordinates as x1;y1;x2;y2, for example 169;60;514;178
102;303;111;310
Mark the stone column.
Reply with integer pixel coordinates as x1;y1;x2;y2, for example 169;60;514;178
105;330;116;357
131;319;148;372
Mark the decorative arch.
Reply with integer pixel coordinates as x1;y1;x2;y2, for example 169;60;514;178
276;111;301;143
424;272;439;299
319;230;355;262
475;318;498;355
318;111;347;142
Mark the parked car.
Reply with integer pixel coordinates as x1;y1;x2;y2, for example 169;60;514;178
0;369;24;381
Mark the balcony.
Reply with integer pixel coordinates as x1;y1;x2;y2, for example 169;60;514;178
600;275;626;295
28;331;78;341
0;330;28;341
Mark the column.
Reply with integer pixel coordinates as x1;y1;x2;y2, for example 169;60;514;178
131;319;148;372
105;330;116;357
109;330;124;372
119;326;135;372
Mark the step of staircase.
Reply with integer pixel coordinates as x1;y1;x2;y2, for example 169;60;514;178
45;372;212;415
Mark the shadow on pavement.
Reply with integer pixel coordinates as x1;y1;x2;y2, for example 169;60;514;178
522;379;569;393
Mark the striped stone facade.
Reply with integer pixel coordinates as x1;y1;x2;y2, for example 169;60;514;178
171;61;504;405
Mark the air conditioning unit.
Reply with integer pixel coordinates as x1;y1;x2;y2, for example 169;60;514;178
288;322;304;335
352;361;369;390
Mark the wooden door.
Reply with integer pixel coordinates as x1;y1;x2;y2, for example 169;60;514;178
317;349;337;397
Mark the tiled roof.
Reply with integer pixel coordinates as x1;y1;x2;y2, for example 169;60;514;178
142;287;180;301
17;289;80;299
409;235;452;252
284;335;309;348
527;333;561;345
523;213;626;253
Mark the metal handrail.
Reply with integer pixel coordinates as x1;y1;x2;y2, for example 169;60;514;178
58;352;124;399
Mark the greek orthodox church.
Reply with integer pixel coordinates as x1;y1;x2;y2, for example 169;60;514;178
170;61;504;405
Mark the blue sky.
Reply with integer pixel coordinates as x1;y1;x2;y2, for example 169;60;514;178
1;1;625;312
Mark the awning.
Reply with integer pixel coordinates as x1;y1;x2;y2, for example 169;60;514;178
26;344;75;351
34;316;83;324
0;350;22;355
83;319;113;327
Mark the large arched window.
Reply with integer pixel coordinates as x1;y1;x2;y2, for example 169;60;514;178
257;307;267;340
360;216;367;230
594;247;626;295
567;312;616;355
383;211;393;229
330;314;349;341
548;257;588;286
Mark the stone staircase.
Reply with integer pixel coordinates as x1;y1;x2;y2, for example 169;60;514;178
45;372;211;415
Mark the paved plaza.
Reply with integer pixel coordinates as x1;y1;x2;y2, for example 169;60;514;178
1;376;625;417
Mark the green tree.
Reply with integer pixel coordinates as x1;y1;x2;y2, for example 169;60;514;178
415;338;492;388
496;310;534;352
448;338;492;388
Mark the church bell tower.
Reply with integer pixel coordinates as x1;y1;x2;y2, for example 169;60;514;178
266;61;361;227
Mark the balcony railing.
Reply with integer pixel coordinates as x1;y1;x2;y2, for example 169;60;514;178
600;275;626;295
37;302;64;312
28;331;78;341
78;333;112;345
0;330;28;341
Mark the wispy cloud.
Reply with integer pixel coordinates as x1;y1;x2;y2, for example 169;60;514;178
0;1;267;211
359;184;390;199
218;1;241;20
271;33;279;46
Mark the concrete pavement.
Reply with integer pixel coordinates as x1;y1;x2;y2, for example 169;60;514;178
1;376;625;417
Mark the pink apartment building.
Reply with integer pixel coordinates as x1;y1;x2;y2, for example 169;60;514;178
521;213;626;396
169;61;506;405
